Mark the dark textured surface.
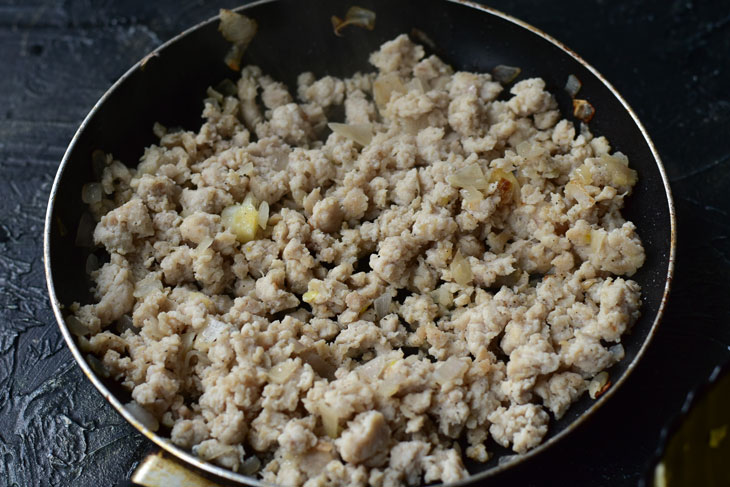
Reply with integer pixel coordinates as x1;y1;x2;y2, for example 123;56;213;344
1;1;728;486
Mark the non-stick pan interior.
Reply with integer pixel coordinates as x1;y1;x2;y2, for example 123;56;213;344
47;0;673;482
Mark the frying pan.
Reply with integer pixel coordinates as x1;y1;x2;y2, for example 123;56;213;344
43;0;676;485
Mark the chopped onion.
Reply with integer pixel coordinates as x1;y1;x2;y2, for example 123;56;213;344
133;274;162;298
301;351;335;380
574;163;593;185
75;212;96;248
433;357;469;385
206;86;224;103
116;314;136;334
609;344;625;362
257;201;269;229
599;153;637;187
219;9;257;44
515;140;546;159
489;168;520;203
331;6;376;36
81;182;103;205
241;161;254;176
573;98;596;123
589;229;606;253
85;253;99;274
565;74;582;98
492;65;521;84
374;293;392;319
373;73;406;110
219;9;257;71
328;122;373;146
407;77;427;93
66;315;88;337
409;27;437;50
357;354;389;379
200;318;230;344
588;371;610;399
450;251;473;286
197;236;214;251
240;456;261;476
462;186;483;204
320;403;340;438
215;78;238;97
432;286;453;307
447;163;488;190
565;181;594;207
125;401;159;432
87;354;110;378
268;360;297;384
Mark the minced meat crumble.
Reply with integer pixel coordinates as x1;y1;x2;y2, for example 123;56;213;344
69;34;644;486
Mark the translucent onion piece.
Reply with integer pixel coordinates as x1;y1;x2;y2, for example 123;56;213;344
300;350;335;380
85;253;99;274
609;343;625;362
516;140;546;159
222;202;259;243
589;229;606;253
240;456;261;476
432;286;453;307
331;6;376;36
573;98;596;123
116;314;136;334
206;86;224;103
219;9;257;71
433;357;469;385
133;274;162;298
257;201;269;229
373;73;406;110
66;315;88;337
201;318;230;344
125;401;160;432
268;360;297;384
450;251;473;286
219;9;257;45
87;354;110;378
241;161;254;176
489;168;520;203
320;403;340;438
410;27;437;50
462;186;483;204
75;212;96;248
328;122;373;146
599;153;638;187
574;163;593;185
588;371;611;399
81;182;103;205
447;163;487;190
565;181;594;207
373;293;392;319
565;74;582;98
492;65;521;84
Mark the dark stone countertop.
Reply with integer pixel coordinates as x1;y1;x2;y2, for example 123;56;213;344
1;0;728;486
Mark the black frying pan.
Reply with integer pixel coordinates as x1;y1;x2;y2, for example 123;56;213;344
44;0;676;485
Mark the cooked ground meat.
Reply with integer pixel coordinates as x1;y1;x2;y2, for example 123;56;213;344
70;34;645;487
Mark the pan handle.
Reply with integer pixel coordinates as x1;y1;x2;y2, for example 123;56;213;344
130;451;223;487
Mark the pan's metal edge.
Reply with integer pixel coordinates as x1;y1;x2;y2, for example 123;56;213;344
43;0;677;486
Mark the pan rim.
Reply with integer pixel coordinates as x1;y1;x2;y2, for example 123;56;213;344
43;0;677;485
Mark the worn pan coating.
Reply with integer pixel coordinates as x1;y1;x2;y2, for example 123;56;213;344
44;0;676;485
